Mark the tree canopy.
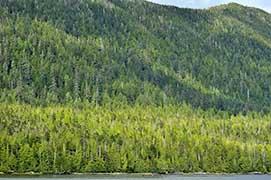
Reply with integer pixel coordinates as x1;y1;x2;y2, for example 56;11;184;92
1;0;271;113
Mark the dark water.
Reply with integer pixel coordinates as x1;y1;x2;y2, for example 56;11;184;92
0;175;271;180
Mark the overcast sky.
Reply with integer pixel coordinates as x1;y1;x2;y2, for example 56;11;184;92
146;0;271;12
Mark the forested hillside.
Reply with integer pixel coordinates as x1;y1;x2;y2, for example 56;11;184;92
1;0;271;113
1;0;271;174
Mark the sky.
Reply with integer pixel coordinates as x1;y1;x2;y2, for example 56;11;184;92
146;0;271;13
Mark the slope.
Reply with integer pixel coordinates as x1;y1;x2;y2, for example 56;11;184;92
1;0;271;113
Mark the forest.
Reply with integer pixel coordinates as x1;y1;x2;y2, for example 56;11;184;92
1;103;271;173
1;0;271;113
1;0;271;174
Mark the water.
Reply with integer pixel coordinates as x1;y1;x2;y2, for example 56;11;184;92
0;175;271;180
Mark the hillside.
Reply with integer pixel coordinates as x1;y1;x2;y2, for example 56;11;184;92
1;0;271;113
2;0;271;174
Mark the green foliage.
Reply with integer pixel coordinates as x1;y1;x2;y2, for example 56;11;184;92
1;0;271;174
0;103;271;173
0;1;271;113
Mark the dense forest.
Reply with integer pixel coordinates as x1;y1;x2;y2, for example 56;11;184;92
1;0;271;113
1;0;271;174
1;103;271;173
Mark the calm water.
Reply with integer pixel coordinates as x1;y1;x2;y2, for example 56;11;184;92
0;175;271;180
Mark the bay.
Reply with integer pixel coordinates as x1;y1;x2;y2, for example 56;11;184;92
1;175;271;180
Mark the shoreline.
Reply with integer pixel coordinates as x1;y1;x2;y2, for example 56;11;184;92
0;172;270;177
